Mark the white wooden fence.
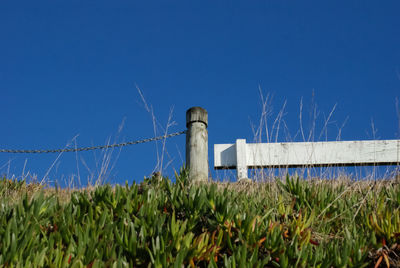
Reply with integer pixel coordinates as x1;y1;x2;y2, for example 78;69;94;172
214;139;400;180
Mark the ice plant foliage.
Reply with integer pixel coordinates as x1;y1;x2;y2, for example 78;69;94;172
0;172;399;267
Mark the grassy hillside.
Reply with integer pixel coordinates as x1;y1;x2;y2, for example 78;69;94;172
0;170;400;267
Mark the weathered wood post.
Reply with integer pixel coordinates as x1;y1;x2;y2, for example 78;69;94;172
186;107;208;182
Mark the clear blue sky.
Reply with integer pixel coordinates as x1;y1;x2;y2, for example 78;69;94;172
1;1;399;186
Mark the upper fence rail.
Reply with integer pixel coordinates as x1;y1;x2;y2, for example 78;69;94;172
0;130;186;154
215;139;400;181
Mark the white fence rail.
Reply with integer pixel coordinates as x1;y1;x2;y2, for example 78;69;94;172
214;139;400;180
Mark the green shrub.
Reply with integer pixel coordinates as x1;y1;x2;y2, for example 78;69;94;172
0;171;399;267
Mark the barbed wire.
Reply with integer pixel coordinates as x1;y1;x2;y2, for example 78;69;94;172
0;130;186;154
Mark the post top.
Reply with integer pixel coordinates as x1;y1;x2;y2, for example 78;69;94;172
186;107;208;128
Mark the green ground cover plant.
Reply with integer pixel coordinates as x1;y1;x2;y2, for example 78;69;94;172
0;170;400;267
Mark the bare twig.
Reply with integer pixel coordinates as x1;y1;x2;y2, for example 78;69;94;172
272;100;287;143
396;97;400;138
136;84;160;167
299;97;306;142
41;135;80;186
318;103;337;141
136;85;179;177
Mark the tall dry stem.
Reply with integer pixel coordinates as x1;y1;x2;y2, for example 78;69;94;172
136;85;178;177
396;97;400;139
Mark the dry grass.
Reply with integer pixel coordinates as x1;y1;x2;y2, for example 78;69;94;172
0;177;99;205
3;172;399;206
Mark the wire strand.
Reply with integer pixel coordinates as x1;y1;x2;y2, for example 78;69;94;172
0;130;186;154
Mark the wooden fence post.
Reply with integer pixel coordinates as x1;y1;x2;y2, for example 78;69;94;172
186;107;208;182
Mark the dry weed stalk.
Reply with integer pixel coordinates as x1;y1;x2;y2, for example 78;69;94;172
246;90;349;182
136;85;178;177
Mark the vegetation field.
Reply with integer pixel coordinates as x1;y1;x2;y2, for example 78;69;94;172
1;169;400;267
